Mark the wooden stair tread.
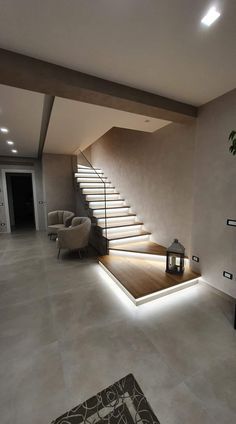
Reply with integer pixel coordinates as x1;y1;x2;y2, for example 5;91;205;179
99;255;200;299
95;212;136;219
92;205;130;210
87;199;124;203
83;193;121;202
99;221;143;229
80;186;116;189
107;230;150;240
110;241;167;256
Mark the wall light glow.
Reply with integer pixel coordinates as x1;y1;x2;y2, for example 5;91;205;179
201;6;220;26
0;127;9;133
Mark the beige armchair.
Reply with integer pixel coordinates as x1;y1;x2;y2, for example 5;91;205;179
56;217;91;258
48;210;75;239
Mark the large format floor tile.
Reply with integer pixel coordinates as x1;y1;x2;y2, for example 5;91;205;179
0;230;236;424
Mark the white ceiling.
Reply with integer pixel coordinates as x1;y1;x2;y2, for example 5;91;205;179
44;97;170;154
0;0;235;106
0;84;44;157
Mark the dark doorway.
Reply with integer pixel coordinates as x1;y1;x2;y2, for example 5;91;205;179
6;173;35;231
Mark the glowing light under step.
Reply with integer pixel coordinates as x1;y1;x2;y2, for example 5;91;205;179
86;194;120;200
99;261;199;306
76;178;107;183
75;173;106;178
83;188;116;194
77;169;103;174
109;234;150;245
94;207;130;215
89;201;125;209
97;216;136;223
77;164;90;169
104;225;143;236
77;164;102;171
79;182;112;188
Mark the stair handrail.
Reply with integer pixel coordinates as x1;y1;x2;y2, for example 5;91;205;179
78;149;108;254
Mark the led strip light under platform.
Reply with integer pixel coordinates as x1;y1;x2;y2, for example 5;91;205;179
99;254;200;306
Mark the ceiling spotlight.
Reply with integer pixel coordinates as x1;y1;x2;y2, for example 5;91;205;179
11;149;18;154
201;6;220;26
145;119;150;123
6;140;14;145
0;127;9;133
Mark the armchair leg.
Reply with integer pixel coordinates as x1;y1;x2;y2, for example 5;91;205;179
57;248;61;259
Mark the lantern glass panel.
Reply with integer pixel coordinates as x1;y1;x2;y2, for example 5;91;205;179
166;239;185;275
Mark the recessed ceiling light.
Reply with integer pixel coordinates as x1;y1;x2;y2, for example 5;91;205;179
6;140;14;145
201;6;221;26
145;119;150;123
0;127;9;133
11;149;18;154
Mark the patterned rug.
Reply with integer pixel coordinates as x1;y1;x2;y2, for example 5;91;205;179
52;374;160;424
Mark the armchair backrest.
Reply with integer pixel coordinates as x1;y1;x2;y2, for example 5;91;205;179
71;217;91;245
48;210;75;227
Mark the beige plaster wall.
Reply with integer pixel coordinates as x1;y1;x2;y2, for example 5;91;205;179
90;123;196;254
42;153;76;215
191;89;236;297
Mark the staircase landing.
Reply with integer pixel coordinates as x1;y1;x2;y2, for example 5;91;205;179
110;240;167;256
99;254;200;305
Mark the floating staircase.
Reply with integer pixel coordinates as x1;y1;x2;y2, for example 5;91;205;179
75;164;200;305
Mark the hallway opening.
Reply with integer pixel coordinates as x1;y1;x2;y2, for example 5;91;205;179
6;172;35;231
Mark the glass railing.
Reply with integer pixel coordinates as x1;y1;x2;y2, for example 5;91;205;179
77;149;108;254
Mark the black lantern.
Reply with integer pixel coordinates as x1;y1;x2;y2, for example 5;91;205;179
166;239;185;275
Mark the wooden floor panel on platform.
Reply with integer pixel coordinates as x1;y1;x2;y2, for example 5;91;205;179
99;254;200;303
110;241;167;256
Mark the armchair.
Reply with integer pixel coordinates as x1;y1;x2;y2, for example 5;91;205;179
56;217;91;258
48;210;75;238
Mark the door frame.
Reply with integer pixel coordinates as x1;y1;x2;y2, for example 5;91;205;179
1;169;39;233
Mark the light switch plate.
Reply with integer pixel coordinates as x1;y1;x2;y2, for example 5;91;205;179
223;271;233;280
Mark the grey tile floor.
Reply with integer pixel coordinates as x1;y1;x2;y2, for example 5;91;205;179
0;231;236;424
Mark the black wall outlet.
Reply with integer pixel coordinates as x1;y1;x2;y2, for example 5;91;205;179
227;219;236;227
223;271;233;280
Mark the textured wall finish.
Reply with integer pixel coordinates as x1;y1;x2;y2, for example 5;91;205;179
42;154;76;215
90;124;196;254
191;89;236;297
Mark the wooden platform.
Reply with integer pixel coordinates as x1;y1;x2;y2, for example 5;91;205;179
99;254;200;305
110;240;167;256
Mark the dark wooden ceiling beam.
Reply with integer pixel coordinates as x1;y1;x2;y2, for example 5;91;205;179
38;95;54;159
0;48;197;123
